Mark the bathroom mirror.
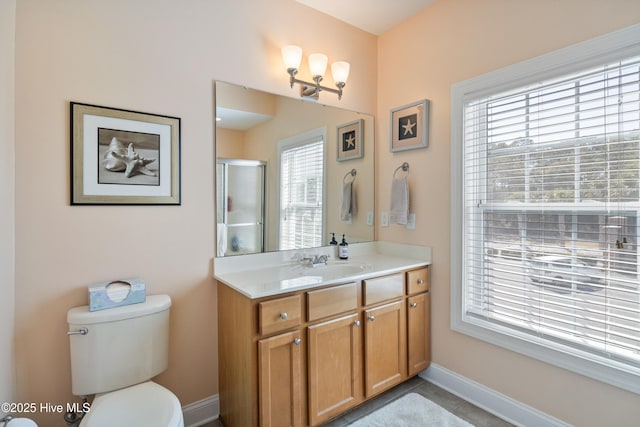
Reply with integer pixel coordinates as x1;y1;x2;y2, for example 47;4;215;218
215;81;374;257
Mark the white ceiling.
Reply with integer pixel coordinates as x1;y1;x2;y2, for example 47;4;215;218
296;0;436;35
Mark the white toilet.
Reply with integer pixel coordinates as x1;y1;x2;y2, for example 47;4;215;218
67;294;184;427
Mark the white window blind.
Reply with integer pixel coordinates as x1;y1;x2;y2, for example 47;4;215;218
279;136;324;250
452;25;640;393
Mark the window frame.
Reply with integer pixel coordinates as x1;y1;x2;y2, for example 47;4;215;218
277;127;327;251
451;24;640;394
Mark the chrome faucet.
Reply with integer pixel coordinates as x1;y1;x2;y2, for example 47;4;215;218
301;254;328;266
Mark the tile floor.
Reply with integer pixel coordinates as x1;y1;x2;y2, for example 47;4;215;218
204;376;514;427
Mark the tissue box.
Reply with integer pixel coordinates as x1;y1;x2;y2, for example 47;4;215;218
88;278;146;312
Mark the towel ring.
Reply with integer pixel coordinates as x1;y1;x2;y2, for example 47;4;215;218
393;162;409;178
343;169;357;184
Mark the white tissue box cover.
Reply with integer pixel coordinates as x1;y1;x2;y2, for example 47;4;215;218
88;278;146;312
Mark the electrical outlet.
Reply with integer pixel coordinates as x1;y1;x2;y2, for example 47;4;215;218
366;211;374;226
381;211;389;227
406;213;416;230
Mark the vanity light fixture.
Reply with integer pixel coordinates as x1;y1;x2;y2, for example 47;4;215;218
282;45;350;100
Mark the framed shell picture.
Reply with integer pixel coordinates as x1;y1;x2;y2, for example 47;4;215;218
336;119;364;161
390;99;429;152
70;102;181;205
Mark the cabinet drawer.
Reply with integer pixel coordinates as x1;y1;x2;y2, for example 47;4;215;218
407;267;429;295
307;282;358;322
363;274;404;306
259;294;302;336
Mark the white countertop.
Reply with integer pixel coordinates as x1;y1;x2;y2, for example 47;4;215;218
213;242;431;299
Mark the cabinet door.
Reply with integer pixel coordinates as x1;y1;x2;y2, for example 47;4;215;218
307;313;363;426
407;292;431;376
258;331;304;427
364;300;407;397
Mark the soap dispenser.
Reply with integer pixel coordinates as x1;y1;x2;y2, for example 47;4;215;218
329;233;338;258
339;234;349;260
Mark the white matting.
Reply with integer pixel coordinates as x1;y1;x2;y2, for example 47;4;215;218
348;392;473;427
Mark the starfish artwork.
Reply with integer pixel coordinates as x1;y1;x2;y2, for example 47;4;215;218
102;137;158;178
343;132;356;151
400;115;417;138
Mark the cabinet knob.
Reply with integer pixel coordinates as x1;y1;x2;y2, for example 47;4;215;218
293;338;301;345
280;312;288;320
411;302;418;308
417;279;425;285
354;320;361;327
368;315;375;321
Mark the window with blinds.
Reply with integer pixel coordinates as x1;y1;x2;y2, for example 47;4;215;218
452;25;640;393
279;133;325;251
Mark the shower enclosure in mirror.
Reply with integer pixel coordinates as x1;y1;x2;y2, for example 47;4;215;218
216;159;266;257
215;81;374;257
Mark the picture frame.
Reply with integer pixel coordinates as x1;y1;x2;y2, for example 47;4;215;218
70;102;181;205
390;99;429;152
336;119;364;161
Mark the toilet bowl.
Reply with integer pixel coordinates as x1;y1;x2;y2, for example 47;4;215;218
79;381;183;427
1;417;37;427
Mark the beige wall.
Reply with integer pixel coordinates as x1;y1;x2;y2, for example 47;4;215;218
0;0;16;414
13;0;376;425
10;0;640;425
376;0;640;426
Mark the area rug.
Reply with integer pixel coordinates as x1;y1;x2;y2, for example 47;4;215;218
348;392;474;427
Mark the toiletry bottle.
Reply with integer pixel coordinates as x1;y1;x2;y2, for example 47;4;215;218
329;233;338;258
339;234;349;260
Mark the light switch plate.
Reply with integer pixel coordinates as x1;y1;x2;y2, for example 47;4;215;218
381;211;389;227
406;213;416;230
366;211;374;226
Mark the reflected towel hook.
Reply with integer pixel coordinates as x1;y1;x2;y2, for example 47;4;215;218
393;162;409;178
343;169;357;183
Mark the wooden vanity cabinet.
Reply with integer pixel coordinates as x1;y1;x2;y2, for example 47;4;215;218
307;313;362;425
364;300;406;396
258;329;305;427
407;292;430;375
217;285;307;427
407;267;431;376
217;265;431;427
362;274;407;397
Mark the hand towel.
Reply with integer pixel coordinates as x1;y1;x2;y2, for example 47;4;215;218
340;181;357;221
216;223;227;257
390;176;409;225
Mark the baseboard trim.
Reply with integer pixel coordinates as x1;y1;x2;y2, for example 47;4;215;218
419;364;570;427
182;394;219;427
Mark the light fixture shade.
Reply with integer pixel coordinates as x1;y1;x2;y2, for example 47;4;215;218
308;53;328;77
331;61;350;84
282;45;302;70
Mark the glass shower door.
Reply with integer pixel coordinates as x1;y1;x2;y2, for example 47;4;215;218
217;159;266;256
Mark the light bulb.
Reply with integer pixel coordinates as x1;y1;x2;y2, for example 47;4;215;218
331;61;350;84
282;45;302;70
308;53;328;78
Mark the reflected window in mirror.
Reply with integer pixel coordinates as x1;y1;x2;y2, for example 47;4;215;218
278;128;325;250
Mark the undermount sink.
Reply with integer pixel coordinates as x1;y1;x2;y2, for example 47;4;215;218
308;263;365;276
277;262;367;290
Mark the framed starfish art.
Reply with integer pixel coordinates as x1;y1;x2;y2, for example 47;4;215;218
336;118;364;162
70;102;181;205
390;99;429;152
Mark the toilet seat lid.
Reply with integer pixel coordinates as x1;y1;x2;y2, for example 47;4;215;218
80;381;183;427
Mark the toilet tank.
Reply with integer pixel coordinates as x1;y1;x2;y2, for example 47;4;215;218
67;294;171;396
